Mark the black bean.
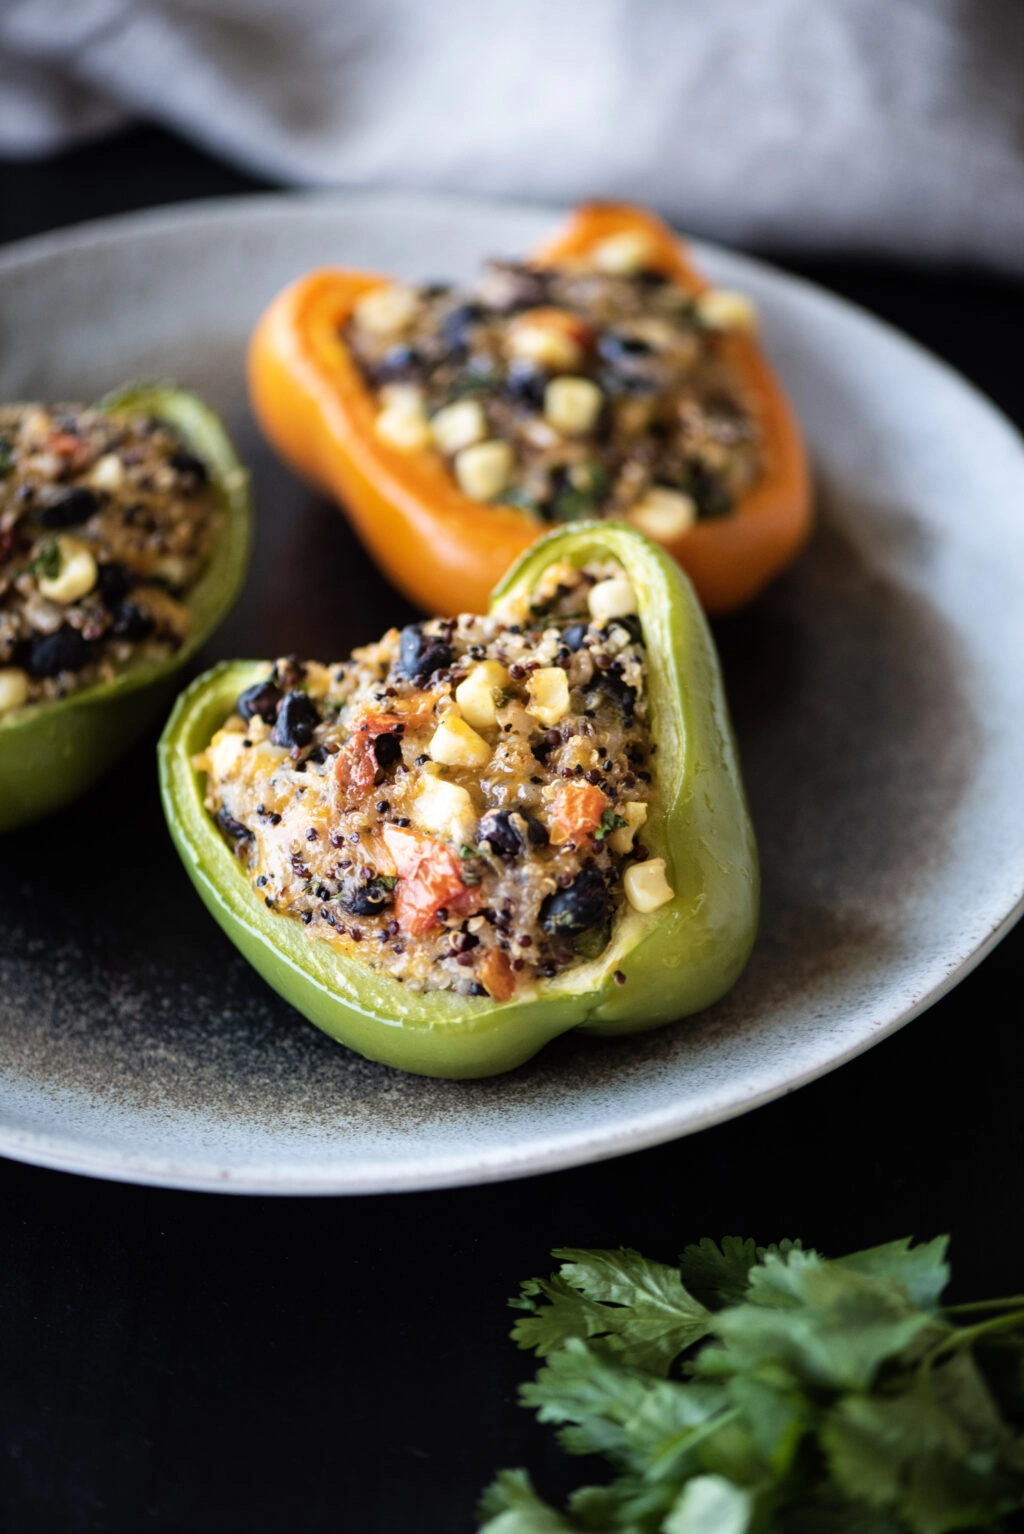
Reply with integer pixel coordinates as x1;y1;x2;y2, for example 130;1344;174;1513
373;733;402;771
561;622;589;652
215;808;252;843
271;655;306;690
38;488;99;529
271;691;320;749
504;360;546;409
28;626;93;677
398;624;453;683
477;809;548;859
96;562;132;608
540;867;610;938
111;602;154;641
598;330;654;364
530;729;561;764
592;666;637;716
340;880;393;918
237;680;283;725
442;303;485;353
375;344;425;381
168;449;209;489
612;614;645;646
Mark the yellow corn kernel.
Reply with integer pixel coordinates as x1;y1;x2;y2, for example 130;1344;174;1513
525;667;570;728
695;288;759;334
37;537;98;605
302;661;332;700
0;666;29;716
352;282;420;337
591;231;657;275
411;776;477;843
430;399;487;456
608;801;648;855
628;487;697;542
453;440;514;501
455;660;508;730
205;727;248;781
90;453;125;492
429;713;492;768
375;400;432;453
506;310;584;372
624;857;674;913
588;577;638;624
543;377;603;436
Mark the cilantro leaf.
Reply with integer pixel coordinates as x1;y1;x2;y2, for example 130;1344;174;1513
30;538;61;580
663;1476;753;1534
593;810;627;842
718;1250;939;1390
485;1236;1024;1534
836;1237;950;1313
678;1236;802;1310
512;1247;713;1376
478;1471;577;1533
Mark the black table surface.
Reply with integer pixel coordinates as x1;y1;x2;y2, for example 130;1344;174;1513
1;128;1022;1534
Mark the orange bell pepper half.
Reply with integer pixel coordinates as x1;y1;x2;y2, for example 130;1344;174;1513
249;202;811;615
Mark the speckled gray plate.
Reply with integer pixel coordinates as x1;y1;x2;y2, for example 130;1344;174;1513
1;192;1023;1194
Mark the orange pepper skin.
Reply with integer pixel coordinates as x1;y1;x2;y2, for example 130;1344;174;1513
249;203;810;615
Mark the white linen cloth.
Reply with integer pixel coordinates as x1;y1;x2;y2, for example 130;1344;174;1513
2;0;1023;271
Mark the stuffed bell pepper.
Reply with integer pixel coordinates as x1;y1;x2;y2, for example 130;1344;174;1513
250;201;810;616
160;523;757;1078
0;385;250;831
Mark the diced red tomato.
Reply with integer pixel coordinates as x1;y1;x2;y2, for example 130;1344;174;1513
381;824;478;936
550;782;608;846
46;432;91;470
478;948;516;1003
334;711;404;797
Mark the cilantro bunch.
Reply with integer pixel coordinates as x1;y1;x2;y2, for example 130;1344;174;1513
479;1237;1024;1534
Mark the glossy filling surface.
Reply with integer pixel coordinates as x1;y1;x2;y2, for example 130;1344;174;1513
0;404;220;713
345;252;762;535
198;562;673;1000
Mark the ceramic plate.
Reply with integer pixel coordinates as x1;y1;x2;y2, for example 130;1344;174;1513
1;192;1022;1194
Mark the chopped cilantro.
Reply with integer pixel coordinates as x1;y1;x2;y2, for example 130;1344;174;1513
0;434;13;478
500;487;542;517
593;810;627;842
30;539;61;580
479;1235;1024;1532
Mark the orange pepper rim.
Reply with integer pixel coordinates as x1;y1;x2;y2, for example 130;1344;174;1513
248;201;811;615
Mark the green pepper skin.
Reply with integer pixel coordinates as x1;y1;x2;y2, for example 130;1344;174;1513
0;385;251;832
159;523;758;1079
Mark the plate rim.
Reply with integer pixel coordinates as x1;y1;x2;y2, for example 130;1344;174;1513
1;188;1023;1196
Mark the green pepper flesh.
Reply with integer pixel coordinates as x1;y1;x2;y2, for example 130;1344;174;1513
159;524;758;1078
0;385;251;832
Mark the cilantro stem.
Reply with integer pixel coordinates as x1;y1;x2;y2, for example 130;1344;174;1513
649;1405;743;1474
944;1295;1024;1315
929;1308;1024;1359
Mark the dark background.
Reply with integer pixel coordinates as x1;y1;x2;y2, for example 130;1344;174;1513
1;128;1022;1534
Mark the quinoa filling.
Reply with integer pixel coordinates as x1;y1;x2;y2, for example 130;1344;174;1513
0;404;221;714
198;561;675;1000
344;242;762;539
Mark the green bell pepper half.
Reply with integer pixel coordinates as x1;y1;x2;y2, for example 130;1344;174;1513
158;522;758;1079
0;384;251;832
